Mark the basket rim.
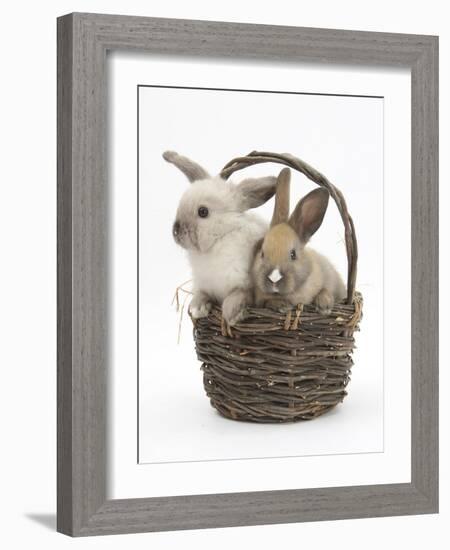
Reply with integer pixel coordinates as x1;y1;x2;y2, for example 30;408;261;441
220;151;358;305
194;291;363;338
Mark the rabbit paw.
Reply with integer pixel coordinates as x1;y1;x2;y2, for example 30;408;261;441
189;293;213;319
222;291;249;326
264;298;292;313
314;289;334;315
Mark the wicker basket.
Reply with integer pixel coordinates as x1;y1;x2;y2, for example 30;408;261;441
193;151;363;423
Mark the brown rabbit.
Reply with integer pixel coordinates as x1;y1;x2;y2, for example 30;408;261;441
251;168;346;314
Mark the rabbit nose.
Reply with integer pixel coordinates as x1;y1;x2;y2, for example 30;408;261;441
173;221;181;237
268;268;283;283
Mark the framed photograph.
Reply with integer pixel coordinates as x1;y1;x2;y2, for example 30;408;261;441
57;13;438;536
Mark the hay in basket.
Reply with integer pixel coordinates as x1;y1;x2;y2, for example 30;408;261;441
192;151;363;423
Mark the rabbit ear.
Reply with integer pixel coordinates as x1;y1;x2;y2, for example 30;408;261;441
162;151;210;183
289;187;329;243
234;176;277;211
270;168;291;227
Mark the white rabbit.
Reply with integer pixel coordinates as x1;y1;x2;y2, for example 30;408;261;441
163;151;277;325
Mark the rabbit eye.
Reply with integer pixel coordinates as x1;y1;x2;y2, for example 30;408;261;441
290;249;297;260
198;206;209;218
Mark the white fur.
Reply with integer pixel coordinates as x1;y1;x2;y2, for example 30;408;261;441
268;268;282;283
188;211;267;303
165;152;277;324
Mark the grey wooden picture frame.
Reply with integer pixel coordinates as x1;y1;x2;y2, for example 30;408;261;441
57;12;438;537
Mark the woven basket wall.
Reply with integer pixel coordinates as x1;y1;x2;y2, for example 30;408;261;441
193;151;363;423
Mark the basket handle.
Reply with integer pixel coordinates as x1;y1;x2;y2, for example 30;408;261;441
220;151;358;304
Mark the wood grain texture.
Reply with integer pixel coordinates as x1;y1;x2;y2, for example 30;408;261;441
57;12;108;535
410;36;439;506
57;12;439;536
57;13;74;535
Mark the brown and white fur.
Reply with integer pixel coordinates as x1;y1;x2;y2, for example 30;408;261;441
252;168;346;314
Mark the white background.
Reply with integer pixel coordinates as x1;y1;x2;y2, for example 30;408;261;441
0;1;447;549
110;57;411;498
138;85;386;464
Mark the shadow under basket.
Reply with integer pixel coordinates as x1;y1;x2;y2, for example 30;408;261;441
193;151;363;423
